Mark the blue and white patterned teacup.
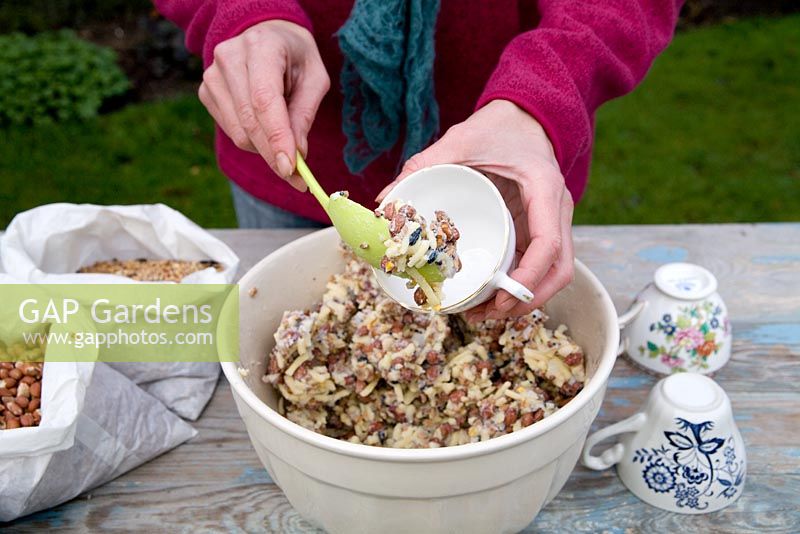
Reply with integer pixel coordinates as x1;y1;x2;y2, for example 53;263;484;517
581;373;746;514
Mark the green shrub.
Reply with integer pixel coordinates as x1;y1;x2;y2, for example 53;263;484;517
0;30;129;126
0;1;152;33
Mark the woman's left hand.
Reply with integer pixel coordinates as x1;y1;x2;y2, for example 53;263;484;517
376;99;575;322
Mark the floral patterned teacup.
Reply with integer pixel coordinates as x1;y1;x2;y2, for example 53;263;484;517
581;373;746;514
619;263;731;375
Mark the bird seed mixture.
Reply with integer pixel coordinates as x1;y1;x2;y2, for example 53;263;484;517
374;200;462;309
78;258;222;282
263;249;586;449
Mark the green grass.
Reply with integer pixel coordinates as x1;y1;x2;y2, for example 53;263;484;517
1;15;798;228
577;14;800;224
0;96;237;228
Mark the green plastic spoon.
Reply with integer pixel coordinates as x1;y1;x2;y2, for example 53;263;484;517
295;153;444;283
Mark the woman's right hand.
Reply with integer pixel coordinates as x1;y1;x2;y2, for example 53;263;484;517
199;20;330;191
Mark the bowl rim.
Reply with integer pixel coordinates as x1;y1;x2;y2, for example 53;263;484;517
222;226;619;463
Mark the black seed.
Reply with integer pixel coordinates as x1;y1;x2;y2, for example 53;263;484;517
408;227;422;246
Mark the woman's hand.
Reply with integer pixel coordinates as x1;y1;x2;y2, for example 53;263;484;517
377;99;575;322
199;20;330;190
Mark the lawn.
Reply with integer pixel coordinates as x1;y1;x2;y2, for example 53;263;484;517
0;96;235;228
1;15;798;228
578;14;800;224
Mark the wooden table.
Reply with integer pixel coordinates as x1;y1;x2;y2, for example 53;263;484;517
6;224;799;533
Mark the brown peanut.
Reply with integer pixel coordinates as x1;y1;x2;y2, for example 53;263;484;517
5;415;20;430
504;408;518;427
1;359;43;430
389;213;406;236
7;401;23;417
1;377;17;389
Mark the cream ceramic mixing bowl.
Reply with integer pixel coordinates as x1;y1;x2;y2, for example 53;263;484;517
220;227;621;534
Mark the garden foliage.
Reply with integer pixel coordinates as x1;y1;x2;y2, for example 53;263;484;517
0;30;129;126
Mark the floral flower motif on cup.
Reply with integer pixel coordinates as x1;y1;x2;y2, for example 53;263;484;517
674;483;702;509
632;418;744;509
642;460;676;493
638;300;726;372
682;465;709;485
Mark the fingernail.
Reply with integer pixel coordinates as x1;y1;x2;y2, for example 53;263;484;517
375;183;393;202
276;152;293;178
289;174;307;192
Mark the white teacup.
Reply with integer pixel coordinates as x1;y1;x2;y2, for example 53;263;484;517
581;373;746;514
374;164;533;313
620;263;732;375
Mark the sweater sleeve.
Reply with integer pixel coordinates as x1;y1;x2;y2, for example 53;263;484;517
476;0;681;177
153;0;313;67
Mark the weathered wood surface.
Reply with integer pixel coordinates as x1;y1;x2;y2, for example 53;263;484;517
5;224;799;533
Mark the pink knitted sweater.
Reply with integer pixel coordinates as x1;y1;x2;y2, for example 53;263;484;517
156;0;681;222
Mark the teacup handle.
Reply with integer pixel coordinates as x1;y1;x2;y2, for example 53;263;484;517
492;272;534;304
581;412;647;470
616;300;647;356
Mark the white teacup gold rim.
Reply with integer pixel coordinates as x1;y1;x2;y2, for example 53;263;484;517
374;164;514;314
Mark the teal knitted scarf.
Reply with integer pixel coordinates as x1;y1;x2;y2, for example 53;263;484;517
338;0;441;174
